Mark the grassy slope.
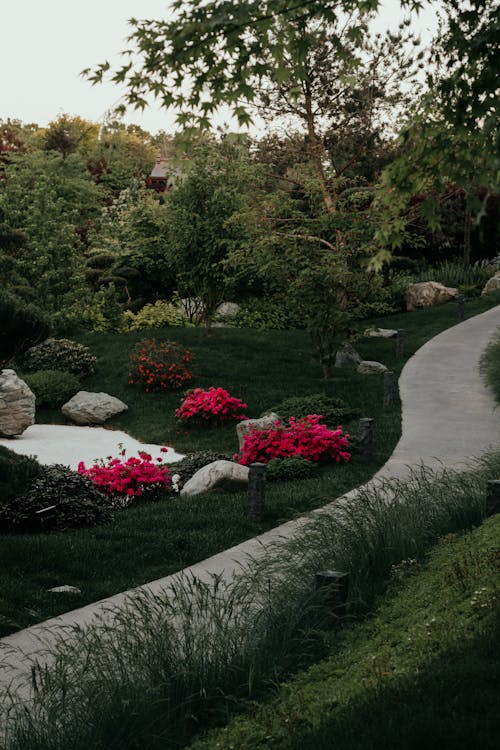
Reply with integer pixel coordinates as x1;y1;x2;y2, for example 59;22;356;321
0;295;498;636
188;514;500;750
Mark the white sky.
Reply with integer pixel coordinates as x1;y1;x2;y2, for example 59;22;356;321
0;0;442;136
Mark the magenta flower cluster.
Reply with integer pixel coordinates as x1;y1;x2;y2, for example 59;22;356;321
236;415;351;466
175;387;248;425
78;448;171;505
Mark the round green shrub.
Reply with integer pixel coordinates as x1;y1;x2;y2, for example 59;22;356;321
266;394;359;426
265;457;318;482
0;292;51;369
20;338;97;378
22;370;81;407
170;451;232;484
124;300;190;330
232;298;304;330
0;446;42;505
0;465;112;533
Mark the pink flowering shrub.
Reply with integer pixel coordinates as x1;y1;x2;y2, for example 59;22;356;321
78;447;171;507
175;387;248;426
236;415;351;466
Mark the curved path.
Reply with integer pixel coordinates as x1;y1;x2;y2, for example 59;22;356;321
2;304;500;704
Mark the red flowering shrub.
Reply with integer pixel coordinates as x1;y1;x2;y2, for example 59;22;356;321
236;415;351;466
128;338;193;392
176;387;248;426
78;448;171;507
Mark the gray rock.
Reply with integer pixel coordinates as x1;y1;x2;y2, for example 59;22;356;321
47;585;81;594
0;369;35;437
365;327;398;338
481;271;500;296
216;302;240;317
236;413;281;450
406;281;458;311
62;391;128;425
357;360;388;374
334;344;363;368
180;460;249;497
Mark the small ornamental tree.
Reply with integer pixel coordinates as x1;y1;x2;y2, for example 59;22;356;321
128;339;193;392
176;387;248;426
236;415;350;465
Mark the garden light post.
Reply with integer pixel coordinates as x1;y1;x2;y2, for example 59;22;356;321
248;462;266;521
457;294;465;320
395;329;405;358
383;371;394;407
486;480;500;516
359;417;374;462
315;570;349;620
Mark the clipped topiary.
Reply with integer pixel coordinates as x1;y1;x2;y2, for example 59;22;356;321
0;464;112;533
170;451;231;484
0;292;51;369
0;445;42;505
22;370;81;407
20;338;97;378
265;456;318;482
266;394;359;426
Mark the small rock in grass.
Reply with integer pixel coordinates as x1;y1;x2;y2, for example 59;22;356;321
364;327;398;338
47;585;81;594
62;391;128;425
334;344;362;368
357;360;388;374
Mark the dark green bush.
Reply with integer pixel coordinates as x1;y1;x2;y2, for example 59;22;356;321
231;298;304;330
267;394;359;426
0;446;42;505
0;465;112;533
170;451;232;484
266;456;318;482
20;338;97;378
22;370;81;407
0;292;51;369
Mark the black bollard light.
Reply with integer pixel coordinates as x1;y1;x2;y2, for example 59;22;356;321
457;294;465;321
395;329;405;358
359;417;374;462
315;570;349;619
248;462;266;521
383;370;394;407
486;480;500;516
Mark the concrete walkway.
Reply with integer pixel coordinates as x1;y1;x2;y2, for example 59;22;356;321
1;304;500;702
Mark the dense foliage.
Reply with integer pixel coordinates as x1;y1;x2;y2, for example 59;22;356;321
21;338;97;378
0;292;51;369
22;370;81;407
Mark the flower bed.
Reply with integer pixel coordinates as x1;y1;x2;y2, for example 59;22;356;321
176;387;248;426
128;339;193;392
236;414;350;466
78;448;171;506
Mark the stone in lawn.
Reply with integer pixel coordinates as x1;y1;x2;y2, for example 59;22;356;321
481;271;500;296
406;281;458;311
334;344;363;368
216;302;240;317
236;413;281;450
0;369;35;437
364;327;398;338
357;361;388;375
180;460;249;497
47;585;81;594
62;391;128;425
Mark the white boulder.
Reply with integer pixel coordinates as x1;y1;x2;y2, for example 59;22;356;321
334;344;363;368
481;272;500;296
62;391;128;425
236;413;281;450
180;460;249;497
0;369;35;437
406;281;459;311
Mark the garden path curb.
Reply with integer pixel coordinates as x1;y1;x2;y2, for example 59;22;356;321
1;304;500;703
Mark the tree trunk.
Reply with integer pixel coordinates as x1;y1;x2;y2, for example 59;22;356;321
304;85;335;215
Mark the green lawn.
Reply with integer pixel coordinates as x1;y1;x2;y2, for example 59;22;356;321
0;294;498;636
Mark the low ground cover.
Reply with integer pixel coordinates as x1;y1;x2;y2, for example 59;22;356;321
0;294;498;635
2;454;498;750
